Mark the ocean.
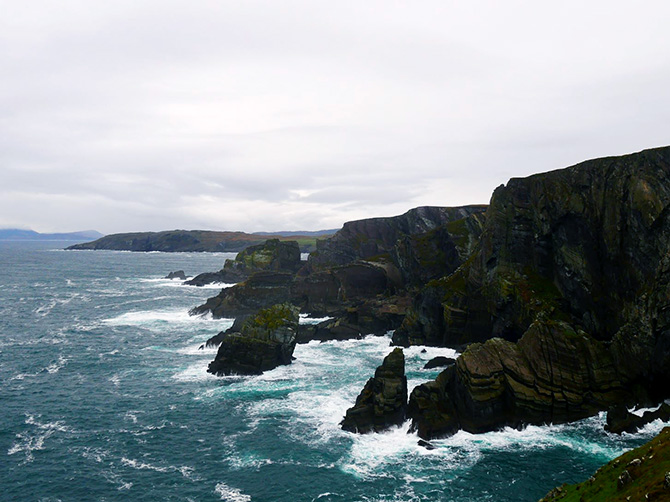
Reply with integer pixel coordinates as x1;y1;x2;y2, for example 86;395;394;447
1;241;666;501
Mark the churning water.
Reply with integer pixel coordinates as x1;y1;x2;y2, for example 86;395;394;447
1;241;667;501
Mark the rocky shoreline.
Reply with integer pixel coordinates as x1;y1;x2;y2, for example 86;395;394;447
185;146;670;496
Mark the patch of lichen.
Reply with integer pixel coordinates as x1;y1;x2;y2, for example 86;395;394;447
244;303;298;332
540;427;670;502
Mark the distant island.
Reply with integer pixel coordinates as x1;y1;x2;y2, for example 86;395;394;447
0;229;104;241
66;229;337;253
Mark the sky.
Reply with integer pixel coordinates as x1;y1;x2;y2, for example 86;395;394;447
2;1;670;234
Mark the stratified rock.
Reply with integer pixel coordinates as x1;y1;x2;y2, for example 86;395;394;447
207;304;299;376
185;239;301;286
165;270;186;280
408;319;631;439
341;348;408;433
398;146;670;347
423;356;456;369
308;205;486;272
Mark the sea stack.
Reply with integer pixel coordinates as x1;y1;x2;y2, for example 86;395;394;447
341;348;408;433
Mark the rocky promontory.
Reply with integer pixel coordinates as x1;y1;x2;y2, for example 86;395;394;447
207;303;299;376
66;229;329;253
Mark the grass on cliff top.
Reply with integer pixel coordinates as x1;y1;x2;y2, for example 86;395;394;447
540;427;670;502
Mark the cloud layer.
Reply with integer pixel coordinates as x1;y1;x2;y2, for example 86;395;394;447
2;1;670;233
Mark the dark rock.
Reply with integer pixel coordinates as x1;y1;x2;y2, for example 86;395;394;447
185;239;302;286
423;356;456;370
408;319;632;439
165;270;186;280
207;304;299;376
341;348;408;433
399;146;670;347
606;403;670;434
417;439;435;450
308;205;486;273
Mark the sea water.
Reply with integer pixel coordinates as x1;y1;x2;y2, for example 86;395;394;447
1;241;667;501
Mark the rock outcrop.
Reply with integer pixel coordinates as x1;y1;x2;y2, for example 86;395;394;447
207;304;299;376
186;239;302;286
190;206;487;339
341;348;408;433
165;270;186;280
540;427;670;501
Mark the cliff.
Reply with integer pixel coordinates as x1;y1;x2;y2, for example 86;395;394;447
400;146;670;438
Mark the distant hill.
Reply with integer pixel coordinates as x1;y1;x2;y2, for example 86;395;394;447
253;230;339;237
0;229;104;241
66;229;337;253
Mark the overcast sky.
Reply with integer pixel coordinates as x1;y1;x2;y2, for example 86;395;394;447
2;1;670;234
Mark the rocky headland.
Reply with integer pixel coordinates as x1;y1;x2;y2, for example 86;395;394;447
66;229;331;253
192;146;670;449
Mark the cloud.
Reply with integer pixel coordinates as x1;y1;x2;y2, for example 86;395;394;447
2;0;670;233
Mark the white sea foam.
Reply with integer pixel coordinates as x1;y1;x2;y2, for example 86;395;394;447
45;355;68;374
121;457;196;479
8;415;71;463
102;309;234;333
299;313;334;324
214;483;252;502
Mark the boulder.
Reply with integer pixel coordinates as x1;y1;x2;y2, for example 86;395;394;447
207;304;300;376
423;356;456;370
341;348;408;433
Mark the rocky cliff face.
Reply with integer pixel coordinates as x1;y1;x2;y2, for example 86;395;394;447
401;146;670;438
396;146;670;347
191;205;487;338
341;348;408;433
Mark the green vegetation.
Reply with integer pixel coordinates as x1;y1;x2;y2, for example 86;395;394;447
541;427;670;501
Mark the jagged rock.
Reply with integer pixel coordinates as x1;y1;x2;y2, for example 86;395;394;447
408;319;632;439
185;239;301;286
341;348;408;433
207;304;299;376
165;270;186;280
308;205;486;272
606;403;670;434
423;356;456;370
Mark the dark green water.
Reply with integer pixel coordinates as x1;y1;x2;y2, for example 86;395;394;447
1;241;666;501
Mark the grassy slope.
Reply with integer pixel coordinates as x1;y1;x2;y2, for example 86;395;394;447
540;427;670;502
